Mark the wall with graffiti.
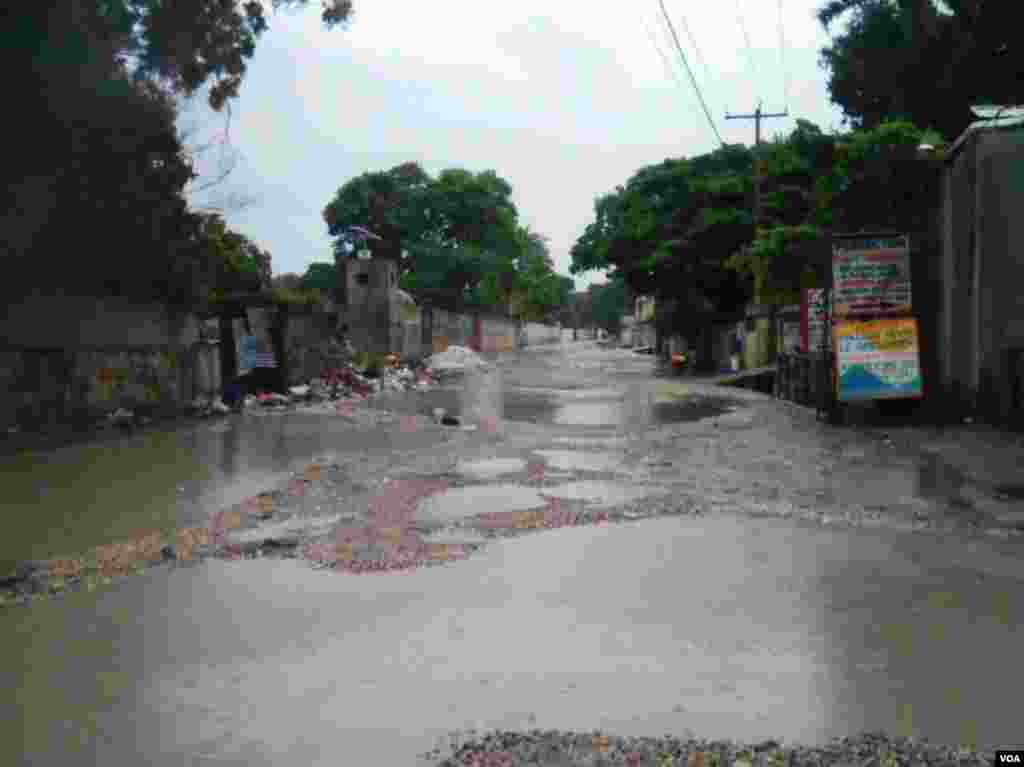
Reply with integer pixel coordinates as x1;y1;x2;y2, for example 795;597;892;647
0;294;212;432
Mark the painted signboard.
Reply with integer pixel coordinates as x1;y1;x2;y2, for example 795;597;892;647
834;317;923;401
800;288;830;352
832;235;912;319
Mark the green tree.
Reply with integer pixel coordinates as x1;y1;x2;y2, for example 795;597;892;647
570;146;756;326
5;0;354;303
588;277;627;335
818;0;1023;139
327;164;530;311
300;262;337;292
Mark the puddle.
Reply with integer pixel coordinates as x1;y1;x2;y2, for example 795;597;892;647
552;402;628;426
416;485;547;523
532;450;628;474
551;436;631;448
420;528;491;545
994;484;1024;501
456;458;527;480
543;481;653;507
652;398;738;424
916;452;968;501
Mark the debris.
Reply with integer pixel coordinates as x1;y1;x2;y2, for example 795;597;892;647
426;345;487;375
108;408;135;426
441;415;460;426
289;385;311;399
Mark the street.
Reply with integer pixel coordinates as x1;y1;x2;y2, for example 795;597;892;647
3;340;1024;765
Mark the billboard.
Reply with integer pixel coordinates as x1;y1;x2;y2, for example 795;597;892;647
834;318;923;401
832;235;911;319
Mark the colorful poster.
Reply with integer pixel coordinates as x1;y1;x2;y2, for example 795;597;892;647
832;235;912;319
801;288;829;352
834;318;923;401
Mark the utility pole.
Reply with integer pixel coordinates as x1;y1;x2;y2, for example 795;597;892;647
725;102;788;232
725;102;788;372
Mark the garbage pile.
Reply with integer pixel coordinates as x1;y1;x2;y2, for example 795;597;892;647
424;345;488;378
238;353;438;413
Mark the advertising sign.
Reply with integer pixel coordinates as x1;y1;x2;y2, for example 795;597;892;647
800;288;830;353
236;333;258;377
832;235;912;319
834;318;923;401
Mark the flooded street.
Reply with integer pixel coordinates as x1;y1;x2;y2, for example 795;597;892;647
3;340;1024;765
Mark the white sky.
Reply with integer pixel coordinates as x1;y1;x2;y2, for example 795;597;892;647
184;0;845;289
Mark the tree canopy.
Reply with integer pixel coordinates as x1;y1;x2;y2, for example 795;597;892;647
818;0;1023;139
571;118;944;332
324;164;570;318
5;0;351;304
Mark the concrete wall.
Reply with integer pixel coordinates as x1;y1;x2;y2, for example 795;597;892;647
939;128;1024;424
382;302;560;359
283;309;338;385
521;322;561;346
0;294;207;431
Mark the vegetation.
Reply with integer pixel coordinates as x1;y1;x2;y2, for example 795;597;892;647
324;163;571;319
818;0;1021;140
5;0;351;304
571;118;944;338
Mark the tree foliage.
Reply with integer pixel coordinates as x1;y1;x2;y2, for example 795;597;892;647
325;164;570;318
818;0;1024;139
299;262;338;292
5;0;351;303
572;118;944;328
587;276;627;335
570;145;756;326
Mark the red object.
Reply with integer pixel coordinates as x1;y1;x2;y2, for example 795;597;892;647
800;289;810;353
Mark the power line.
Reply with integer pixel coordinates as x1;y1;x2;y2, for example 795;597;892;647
657;0;724;147
734;0;759;103
777;0;790;110
677;11;714;109
640;11;688;93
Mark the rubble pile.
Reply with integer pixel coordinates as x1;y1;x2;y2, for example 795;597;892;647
237;353;440;413
425;345;488;377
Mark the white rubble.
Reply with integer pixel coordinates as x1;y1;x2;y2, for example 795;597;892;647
425;345;487;374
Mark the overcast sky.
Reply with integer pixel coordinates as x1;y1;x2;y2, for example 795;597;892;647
183;0;845;289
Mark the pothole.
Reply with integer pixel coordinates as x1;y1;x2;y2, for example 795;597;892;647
455;458;528;480
543;481;653;507
416;485;547;523
532;450;628;474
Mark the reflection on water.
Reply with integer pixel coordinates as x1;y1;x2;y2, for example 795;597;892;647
0;412;442;568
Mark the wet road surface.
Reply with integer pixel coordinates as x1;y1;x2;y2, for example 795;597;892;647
3;340;1024;764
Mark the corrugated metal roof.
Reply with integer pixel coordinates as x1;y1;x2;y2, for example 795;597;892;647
948;106;1024;161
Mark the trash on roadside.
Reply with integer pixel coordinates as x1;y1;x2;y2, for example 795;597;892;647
441;415;460;426
211;400;231;415
289;384;311;399
425;345;487;376
108;408;135;426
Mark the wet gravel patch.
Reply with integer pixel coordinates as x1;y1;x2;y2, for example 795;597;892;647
426;730;996;767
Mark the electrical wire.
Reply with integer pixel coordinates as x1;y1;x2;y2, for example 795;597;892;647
657;0;724;146
734;0;759;103
678;12;715;112
777;0;790;110
640;11;688;93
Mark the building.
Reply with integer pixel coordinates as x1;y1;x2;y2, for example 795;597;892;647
937;109;1024;427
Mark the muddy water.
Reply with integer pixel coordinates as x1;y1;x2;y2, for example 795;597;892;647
3;515;1023;766
0;411;445;569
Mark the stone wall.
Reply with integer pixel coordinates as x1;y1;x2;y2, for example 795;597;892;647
0;294;208;432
